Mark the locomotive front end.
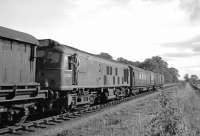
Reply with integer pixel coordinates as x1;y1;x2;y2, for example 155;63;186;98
36;42;62;90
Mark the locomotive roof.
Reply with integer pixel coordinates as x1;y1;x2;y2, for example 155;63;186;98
0;26;39;45
39;39;130;66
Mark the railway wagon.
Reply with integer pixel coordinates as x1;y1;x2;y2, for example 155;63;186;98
129;66;154;93
154;73;164;87
149;71;155;86
160;74;165;87
0;26;47;125
36;39;130;107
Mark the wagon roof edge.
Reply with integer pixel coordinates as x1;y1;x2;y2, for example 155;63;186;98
0;26;39;45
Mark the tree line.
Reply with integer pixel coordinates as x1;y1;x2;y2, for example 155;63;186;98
184;74;199;82
98;52;179;83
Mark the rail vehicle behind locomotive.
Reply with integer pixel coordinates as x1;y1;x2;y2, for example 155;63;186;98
0;26;47;125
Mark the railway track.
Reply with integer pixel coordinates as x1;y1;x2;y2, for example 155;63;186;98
0;84;176;135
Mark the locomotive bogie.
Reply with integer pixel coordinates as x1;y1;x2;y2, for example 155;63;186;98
71;94;92;106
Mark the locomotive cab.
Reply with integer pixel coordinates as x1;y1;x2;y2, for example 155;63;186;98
36;39;79;90
36;40;62;90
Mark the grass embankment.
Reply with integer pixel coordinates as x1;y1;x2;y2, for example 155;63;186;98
145;83;200;136
57;83;200;136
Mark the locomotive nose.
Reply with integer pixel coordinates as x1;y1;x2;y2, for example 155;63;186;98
36;69;59;89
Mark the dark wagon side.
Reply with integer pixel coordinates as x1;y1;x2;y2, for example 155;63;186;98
129;66;163;93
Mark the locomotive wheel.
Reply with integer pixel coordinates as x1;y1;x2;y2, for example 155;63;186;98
52;98;69;114
103;92;109;103
94;95;101;104
4;112;14;126
1;108;28;127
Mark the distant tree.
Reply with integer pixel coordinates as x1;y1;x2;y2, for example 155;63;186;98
168;67;180;82
139;56;168;73
191;75;198;80
117;57;141;67
184;74;189;82
189;74;198;84
117;57;129;64
138;56;179;83
98;52;113;60
133;61;141;67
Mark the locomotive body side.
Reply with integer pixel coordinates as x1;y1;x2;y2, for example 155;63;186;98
61;49;130;89
37;39;130;90
36;39;130;106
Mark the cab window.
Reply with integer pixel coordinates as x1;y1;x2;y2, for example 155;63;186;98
42;51;61;67
46;51;60;64
37;50;45;57
64;55;69;69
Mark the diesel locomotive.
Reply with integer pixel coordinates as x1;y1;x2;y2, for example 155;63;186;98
0;26;164;126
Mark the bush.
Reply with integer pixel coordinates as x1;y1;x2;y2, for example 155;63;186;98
144;93;186;136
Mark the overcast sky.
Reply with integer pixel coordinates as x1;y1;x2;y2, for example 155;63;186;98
1;0;200;79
